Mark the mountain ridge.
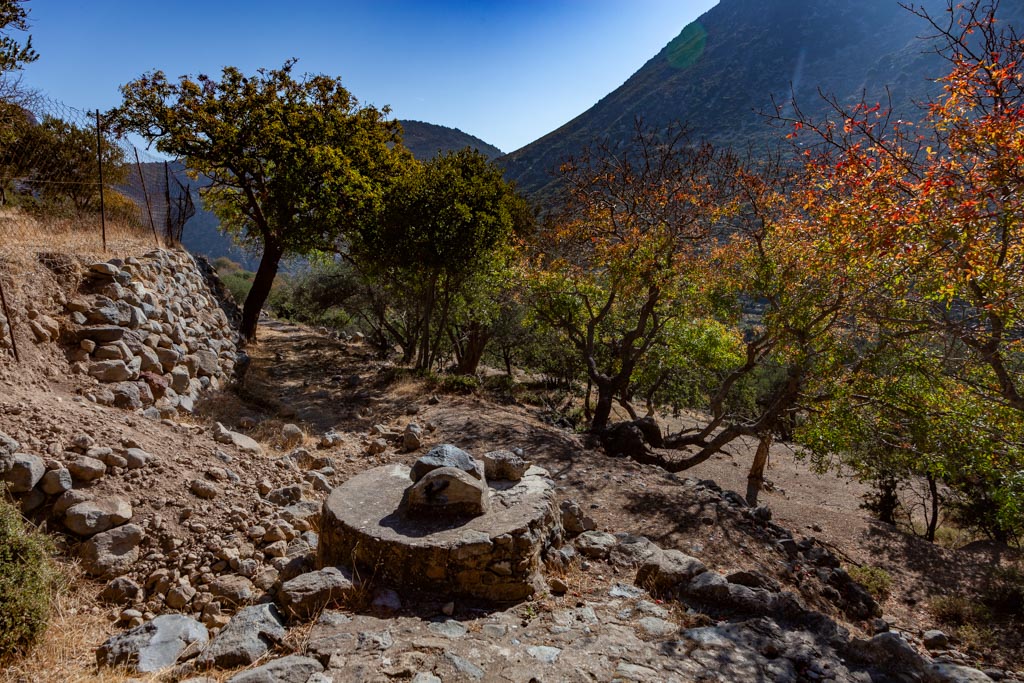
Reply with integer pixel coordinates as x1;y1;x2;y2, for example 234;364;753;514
500;0;1021;199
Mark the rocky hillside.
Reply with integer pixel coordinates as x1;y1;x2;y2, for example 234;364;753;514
500;0;1024;200
1;244;1020;682
399;120;502;161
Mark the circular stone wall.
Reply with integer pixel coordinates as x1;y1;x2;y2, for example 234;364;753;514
317;464;562;602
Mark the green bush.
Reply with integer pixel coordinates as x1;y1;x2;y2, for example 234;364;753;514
930;595;990;626
847;564;893;602
436;373;480;394
220;270;254;305
0;493;57;661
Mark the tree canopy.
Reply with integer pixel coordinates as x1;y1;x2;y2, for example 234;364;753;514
113;60;409;340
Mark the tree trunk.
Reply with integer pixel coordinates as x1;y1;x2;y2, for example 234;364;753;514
590;380;616;433
925;474;940;542
455;321;490;375
239;241;284;342
745;433;773;506
584;376;593;423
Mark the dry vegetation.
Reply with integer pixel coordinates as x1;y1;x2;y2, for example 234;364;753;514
0;208;164;265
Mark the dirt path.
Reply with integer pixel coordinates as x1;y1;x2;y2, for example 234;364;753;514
231;319;1021;670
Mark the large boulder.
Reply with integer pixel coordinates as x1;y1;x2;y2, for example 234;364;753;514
575;530;617;559
0;430;18;455
208;574;258;607
278;567;355;620
227;655;324;683
96;614;208;673
635;549;707;595
64;498;132;536
88;360;132;383
80;523;145;578
405;466;489;518
410;444;484;482
0;452;45;493
195;603;286;668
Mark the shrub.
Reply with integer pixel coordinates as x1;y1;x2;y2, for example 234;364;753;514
847;565;893;602
433;373;480;394
929;595;990;626
220;269;255;305
0;492;58;661
984;565;1024;616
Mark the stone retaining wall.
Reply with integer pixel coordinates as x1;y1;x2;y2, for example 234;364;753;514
60;249;241;416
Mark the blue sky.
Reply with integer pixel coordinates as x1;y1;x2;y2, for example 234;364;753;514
17;1;717;153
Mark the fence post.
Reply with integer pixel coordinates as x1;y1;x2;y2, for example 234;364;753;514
0;274;19;363
133;147;159;247
95;109;107;252
164;161;172;243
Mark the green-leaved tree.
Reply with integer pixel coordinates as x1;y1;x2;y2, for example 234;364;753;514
114;60;409;341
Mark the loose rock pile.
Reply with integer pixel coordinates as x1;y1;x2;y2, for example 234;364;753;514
61;250;240;416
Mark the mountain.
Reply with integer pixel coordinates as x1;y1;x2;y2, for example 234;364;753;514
500;0;1023;199
170;121;501;268
399;120;502;161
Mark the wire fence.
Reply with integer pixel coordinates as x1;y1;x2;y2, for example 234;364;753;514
0;92;196;254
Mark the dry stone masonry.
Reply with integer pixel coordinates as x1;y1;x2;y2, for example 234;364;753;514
63;250;241;416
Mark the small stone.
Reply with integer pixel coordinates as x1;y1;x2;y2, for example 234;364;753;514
371;588;402;613
575;530;617;559
526;645;561;664
278;567;355;619
189;479;219;499
560;499;596;536
100;576;144;605
124;448;153;469
635;549;706;595
923;629;950;650
68;456;107;482
266;484;302;506
402;423;422;451
208;574;258;607
281;423;304;447
482;450;529;481
88;360;132;383
429;619;468;639
549;577;569;594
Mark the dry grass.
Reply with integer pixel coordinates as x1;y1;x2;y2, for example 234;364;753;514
0;208;163;266
0;560;147;683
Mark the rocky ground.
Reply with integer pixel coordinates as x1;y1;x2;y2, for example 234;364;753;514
0;250;1021;683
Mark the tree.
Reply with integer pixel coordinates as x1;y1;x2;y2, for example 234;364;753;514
114;60;408;341
530;121;738;433
0;116;126;212
351;148;531;370
0;0;36;75
771;0;1024;536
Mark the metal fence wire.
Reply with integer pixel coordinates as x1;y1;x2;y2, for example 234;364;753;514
0;92;195;251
